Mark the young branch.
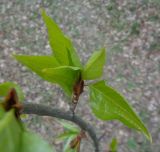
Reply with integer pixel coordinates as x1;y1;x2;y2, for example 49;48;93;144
22;102;100;152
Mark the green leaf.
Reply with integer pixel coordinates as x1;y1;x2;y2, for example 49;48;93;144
21;132;54;152
0;110;22;152
0;107;5;119
14;55;60;81
109;138;118;152
82;48;106;80
89;80;152;141
0;82;24;102
57;120;80;132
42;66;81;96
63;136;76;152
14;54;81;96
57;121;80;152
57;131;77;141
0;109;55;152
65;148;77;152
41;9;82;67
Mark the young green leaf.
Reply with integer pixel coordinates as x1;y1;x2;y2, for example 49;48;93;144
42;66;81;96
56;121;80;151
0;107;5;119
21;132;54;152
0;109;55;152
0;110;22;152
89;80;152;141
82;48;106;80
14;55;60;81
41;9;82;67
65;148;77;152
57;131;78;141
109;138;118;152
57;120;80;133
0;82;24;102
14;54;81;96
63;136;76;152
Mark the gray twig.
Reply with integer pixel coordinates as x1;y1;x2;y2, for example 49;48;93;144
22;102;100;152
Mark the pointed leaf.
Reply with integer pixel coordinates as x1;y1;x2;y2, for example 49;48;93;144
41;9;82;67
14;55;60;81
0;82;24;102
43;66;81;96
89;81;151;141
82;48;106;80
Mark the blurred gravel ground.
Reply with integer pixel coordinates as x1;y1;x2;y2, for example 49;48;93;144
0;0;160;151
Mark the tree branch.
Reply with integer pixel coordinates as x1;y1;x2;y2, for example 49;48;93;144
22;102;100;152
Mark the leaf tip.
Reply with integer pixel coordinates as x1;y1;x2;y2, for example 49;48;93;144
12;53;17;58
146;131;152;143
141;123;152;142
40;8;49;22
40;8;45;16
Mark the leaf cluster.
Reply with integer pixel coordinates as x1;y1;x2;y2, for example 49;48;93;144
0;9;152;152
0;83;54;152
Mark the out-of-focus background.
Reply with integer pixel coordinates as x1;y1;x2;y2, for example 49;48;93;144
0;0;159;151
